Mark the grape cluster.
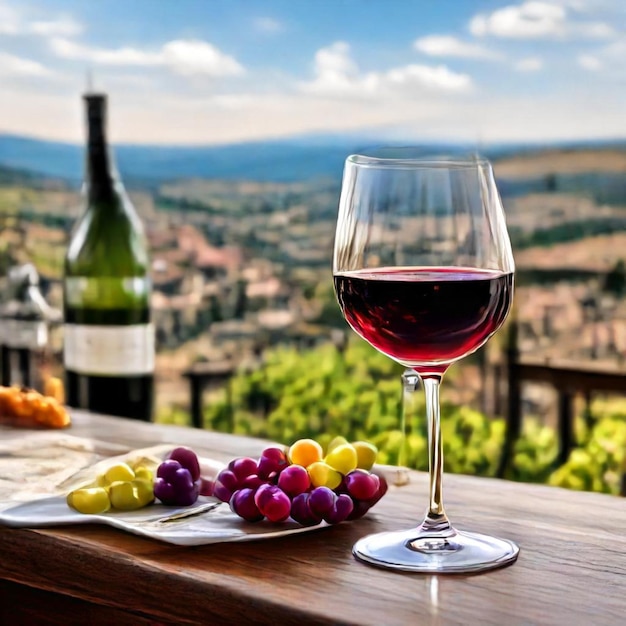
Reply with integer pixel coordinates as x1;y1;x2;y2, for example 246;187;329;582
66;461;155;514
67;447;207;514
154;447;205;506
213;437;388;526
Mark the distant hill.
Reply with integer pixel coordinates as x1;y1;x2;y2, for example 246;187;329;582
0;132;624;185
0;134;390;185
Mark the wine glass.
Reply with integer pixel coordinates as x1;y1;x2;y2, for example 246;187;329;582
332;149;518;573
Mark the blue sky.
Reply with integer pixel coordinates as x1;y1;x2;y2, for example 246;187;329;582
0;0;624;145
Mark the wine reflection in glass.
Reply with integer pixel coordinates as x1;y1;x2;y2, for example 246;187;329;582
333;150;518;573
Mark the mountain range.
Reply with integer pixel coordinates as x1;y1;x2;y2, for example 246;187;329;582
0;132;624;185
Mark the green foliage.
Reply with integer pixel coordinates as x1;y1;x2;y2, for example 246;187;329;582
158;341;626;496
549;415;626;495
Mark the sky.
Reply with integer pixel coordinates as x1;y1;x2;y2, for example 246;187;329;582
0;0;625;146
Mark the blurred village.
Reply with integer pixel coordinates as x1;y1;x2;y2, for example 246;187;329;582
1;146;626;431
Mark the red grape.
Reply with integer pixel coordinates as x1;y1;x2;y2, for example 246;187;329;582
254;484;291;523
168;447;201;481
257;447;289;479
277;465;310;497
228;457;258;481
345;469;380;501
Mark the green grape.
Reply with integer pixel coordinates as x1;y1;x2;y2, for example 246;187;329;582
68;487;111;515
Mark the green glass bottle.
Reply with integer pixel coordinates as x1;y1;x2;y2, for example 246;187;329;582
63;92;154;421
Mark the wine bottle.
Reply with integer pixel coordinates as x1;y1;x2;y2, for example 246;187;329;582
63;92;154;421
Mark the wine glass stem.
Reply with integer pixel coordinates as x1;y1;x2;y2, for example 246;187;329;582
422;375;450;532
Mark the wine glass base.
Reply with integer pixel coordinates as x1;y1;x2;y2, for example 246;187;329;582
353;527;519;574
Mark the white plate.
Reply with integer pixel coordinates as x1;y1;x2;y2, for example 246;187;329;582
0;495;328;546
0;434;328;546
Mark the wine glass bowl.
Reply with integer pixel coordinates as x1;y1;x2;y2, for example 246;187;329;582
333;150;518;573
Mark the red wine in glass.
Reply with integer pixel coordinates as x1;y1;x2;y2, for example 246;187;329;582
334;266;513;372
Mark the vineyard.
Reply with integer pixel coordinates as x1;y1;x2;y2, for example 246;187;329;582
158;338;626;497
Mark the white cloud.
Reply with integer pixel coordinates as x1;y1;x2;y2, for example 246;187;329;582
470;1;615;39
0;51;53;77
29;17;82;37
300;41;472;98
0;2;82;37
414;35;497;59
161;40;244;77
0;3;20;34
254;17;283;34
514;56;543;71
50;37;244;77
578;54;603;70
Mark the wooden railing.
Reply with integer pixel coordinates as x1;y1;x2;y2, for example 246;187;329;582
499;320;626;495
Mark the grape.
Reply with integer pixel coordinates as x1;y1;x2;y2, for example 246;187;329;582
352;441;378;471
346;500;372;521
213;468;239;503
168;447;201;481
308;486;336;517
104;462;135;484
257;447;289;479
326;436;349;453
228;457;258;481
241;474;264;490
346;472;388;520
277;464;310;497
109;481;143;511
254;484;291;523
154;460;199;506
323;494;354;524
307;461;342;490
288;439;323;468
290;493;322;526
157;459;184;481
67;487;111;515
324;443;358;475
345;469;380;501
230;488;264;522
367;472;388;506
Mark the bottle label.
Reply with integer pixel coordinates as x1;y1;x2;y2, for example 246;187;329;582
64;324;154;376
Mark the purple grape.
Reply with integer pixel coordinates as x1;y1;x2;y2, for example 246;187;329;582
346;500;372;521
168;447;201;481
277;465;310;497
345;470;380;501
157;459;183;480
154;465;199;506
308;486;336;517
290;493;322;527
230;488;264;522
257;447;289;479
153;477;176;504
254;484;291;523
324;494;354;524
213;469;239;503
241;474;264;489
228;457;258;481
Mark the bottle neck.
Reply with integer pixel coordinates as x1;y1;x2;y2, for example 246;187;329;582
85;95;118;205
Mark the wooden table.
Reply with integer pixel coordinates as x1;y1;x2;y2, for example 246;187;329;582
0;412;624;626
